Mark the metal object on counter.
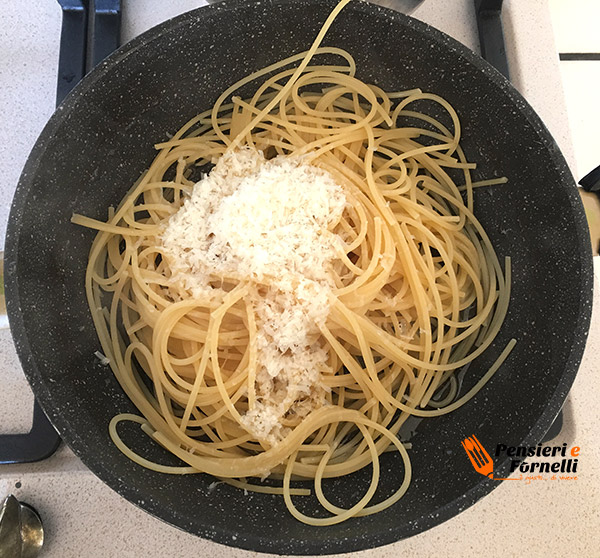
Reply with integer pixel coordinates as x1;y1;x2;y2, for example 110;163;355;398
0;495;44;558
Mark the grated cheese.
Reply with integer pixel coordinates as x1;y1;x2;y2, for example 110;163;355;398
161;148;347;444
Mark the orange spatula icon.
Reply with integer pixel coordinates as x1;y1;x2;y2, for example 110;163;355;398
461;435;521;481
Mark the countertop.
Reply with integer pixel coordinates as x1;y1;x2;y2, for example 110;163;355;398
0;1;598;557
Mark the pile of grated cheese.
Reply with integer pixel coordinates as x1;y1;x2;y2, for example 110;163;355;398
161;148;347;444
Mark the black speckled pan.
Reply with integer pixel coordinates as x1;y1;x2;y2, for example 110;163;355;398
4;0;593;554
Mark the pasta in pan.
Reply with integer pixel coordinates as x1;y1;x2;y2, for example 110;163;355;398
73;0;514;525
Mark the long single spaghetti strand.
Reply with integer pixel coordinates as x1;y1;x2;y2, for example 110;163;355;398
72;1;513;527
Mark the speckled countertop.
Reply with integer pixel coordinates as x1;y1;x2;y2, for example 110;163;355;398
0;1;598;556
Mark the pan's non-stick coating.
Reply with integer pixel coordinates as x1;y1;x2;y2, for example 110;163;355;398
5;0;593;554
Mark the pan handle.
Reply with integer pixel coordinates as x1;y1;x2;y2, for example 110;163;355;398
579;164;600;192
579;165;600;256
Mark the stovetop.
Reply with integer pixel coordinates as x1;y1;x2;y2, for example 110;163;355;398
0;1;598;557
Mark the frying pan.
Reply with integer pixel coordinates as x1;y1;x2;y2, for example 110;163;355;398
4;0;593;554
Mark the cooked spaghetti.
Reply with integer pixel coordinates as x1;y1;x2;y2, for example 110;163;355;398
73;0;514;525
